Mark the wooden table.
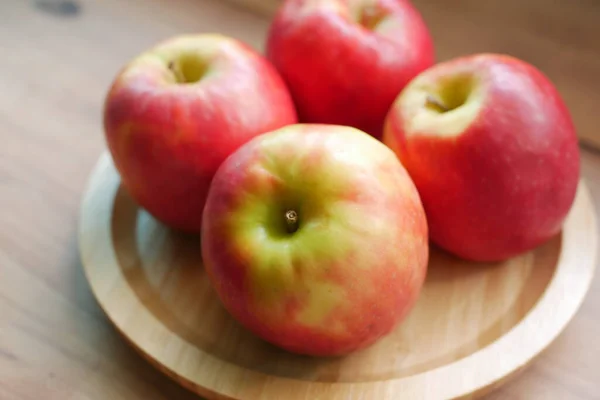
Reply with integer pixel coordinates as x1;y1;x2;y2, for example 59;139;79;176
1;0;598;398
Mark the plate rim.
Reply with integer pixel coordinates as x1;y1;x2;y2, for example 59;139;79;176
78;152;598;400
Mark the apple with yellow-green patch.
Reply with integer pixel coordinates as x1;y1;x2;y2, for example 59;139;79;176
201;124;429;356
384;53;580;262
103;34;297;232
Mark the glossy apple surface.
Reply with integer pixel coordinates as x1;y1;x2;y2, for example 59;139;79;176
384;53;580;262
266;0;434;139
104;34;297;232
202;124;429;356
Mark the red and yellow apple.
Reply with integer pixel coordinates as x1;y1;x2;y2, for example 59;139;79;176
103;34;297;232
201;124;429;356
384;53;580;262
265;0;434;139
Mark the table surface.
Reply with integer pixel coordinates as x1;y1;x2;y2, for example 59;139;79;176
1;0;599;399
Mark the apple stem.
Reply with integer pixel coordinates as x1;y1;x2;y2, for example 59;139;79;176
285;210;299;234
425;95;449;113
168;61;186;83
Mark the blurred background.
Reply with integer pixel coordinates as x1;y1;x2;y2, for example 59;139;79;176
1;0;598;399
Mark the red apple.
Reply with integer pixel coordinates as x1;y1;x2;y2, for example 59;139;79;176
103;34;297;232
384;53;580;262
265;0;434;139
201;124;429;356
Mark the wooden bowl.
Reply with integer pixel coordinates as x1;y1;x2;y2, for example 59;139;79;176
78;153;597;400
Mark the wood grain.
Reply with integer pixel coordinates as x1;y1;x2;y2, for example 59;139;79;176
78;154;597;400
228;0;600;149
0;0;599;399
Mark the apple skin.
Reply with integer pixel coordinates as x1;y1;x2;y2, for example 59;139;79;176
265;0;434;139
201;124;429;356
103;34;297;232
384;53;580;262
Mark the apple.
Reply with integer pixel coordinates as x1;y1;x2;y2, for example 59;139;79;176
103;34;297;232
265;0;435;139
384;53;580;262
201;124;429;356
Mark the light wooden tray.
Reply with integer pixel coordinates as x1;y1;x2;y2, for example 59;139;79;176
79;153;597;400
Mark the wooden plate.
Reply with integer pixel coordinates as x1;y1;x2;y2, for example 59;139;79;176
78;153;597;400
